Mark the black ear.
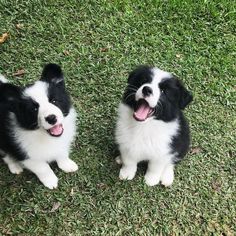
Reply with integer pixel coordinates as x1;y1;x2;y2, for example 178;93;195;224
176;79;193;109
128;65;151;84
128;70;135;84
128;66;141;84
41;63;64;85
0;83;22;103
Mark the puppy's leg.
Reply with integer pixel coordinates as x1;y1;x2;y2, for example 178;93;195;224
145;160;166;186
160;164;174;187
56;154;78;173
3;155;23;174
22;160;58;189
119;154;137;180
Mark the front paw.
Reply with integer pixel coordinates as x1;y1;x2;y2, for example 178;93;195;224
144;173;160;186
58;159;78;173
160;167;174;187
40;175;58;189
8;163;23;175
119;167;136;180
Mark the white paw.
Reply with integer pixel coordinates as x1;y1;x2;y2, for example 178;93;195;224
161;168;174;187
119;167;136;180
58;159;78;173
0;75;8;83
115;156;122;165
8;163;23;174
40;175;58;189
144;173;160;186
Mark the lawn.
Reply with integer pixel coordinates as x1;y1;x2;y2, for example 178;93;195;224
0;0;235;235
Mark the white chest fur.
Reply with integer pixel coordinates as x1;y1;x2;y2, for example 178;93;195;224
115;103;179;162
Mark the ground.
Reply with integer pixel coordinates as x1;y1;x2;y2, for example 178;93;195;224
0;0;235;235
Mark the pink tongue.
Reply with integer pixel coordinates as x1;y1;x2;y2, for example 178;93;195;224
49;124;63;136
134;103;150;121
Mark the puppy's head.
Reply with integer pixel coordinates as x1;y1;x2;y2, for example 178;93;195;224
24;64;71;137
0;82;39;130
123;66;193;122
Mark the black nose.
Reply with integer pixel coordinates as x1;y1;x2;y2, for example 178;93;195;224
45;114;57;125
142;86;153;97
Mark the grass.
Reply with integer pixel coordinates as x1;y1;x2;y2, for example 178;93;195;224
0;0;235;235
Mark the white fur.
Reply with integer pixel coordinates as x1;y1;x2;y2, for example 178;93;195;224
5;81;78;189
0;74;8;83
24;81;64;130
3;155;23;174
115;103;179;187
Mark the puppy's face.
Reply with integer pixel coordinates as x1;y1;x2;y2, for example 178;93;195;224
24;64;71;137
123;66;193;122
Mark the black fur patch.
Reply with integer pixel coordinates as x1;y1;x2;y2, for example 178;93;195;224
41;63;71;116
171;113;191;163
0;83;32;161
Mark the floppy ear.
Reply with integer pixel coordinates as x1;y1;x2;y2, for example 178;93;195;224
128;65;151;84
40;63;64;85
128;67;139;84
0;83;22;103
176;79;193;109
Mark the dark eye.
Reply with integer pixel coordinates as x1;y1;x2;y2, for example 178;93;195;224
51;99;57;104
32;102;39;112
160;86;165;93
159;83;167;93
32;106;39;112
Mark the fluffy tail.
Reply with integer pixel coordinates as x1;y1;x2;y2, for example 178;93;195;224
0;74;8;84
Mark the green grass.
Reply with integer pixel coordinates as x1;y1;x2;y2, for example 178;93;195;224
0;0;235;235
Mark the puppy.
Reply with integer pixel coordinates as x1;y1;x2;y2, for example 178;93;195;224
0;64;78;189
115;66;193;186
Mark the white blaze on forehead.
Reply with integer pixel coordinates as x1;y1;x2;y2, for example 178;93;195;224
135;67;173;108
151;67;172;84
24;81;64;130
24;81;49;103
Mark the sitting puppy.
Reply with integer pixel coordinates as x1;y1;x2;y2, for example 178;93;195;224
115;66;193;186
0;64;78;189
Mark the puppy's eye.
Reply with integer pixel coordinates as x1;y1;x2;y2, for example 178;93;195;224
32;102;39;112
51;99;57;104
161;89;165;93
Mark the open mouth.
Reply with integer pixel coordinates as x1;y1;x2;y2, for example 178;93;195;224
47;124;64;137
133;99;154;122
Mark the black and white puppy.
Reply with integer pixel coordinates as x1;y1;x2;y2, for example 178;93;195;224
0;64;78;189
115;66;193;186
